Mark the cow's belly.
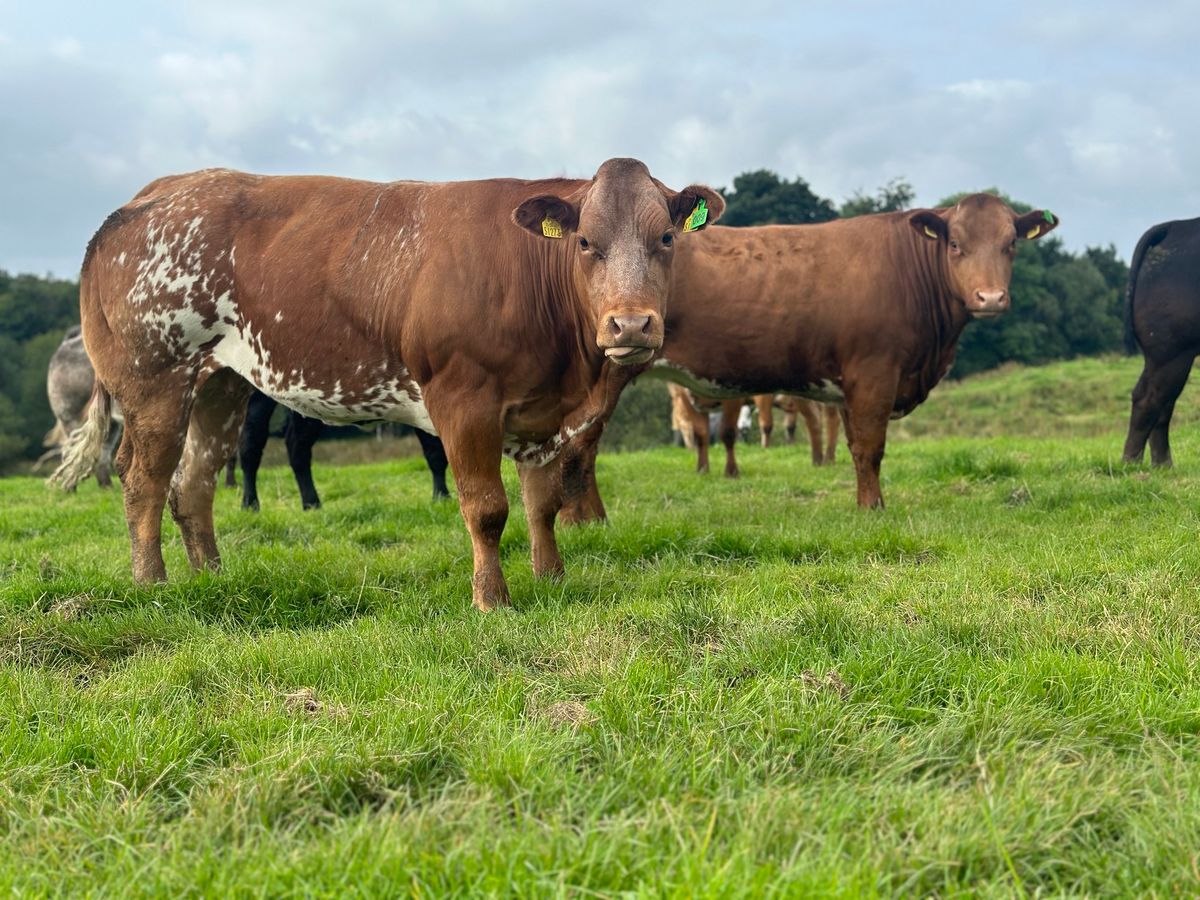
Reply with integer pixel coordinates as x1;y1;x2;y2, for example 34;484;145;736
650;360;845;405
210;327;436;433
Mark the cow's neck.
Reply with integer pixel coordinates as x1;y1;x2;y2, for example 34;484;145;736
897;235;973;410
522;238;606;391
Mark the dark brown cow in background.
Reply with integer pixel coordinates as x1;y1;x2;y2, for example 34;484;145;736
54;160;723;610
563;193;1058;519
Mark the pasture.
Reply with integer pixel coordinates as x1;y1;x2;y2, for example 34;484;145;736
3;355;1200;896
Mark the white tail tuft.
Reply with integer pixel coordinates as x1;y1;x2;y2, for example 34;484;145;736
49;384;112;491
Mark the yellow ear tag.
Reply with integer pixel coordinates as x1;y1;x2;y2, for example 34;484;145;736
541;217;563;239
1026;225;1041;240
923;226;939;240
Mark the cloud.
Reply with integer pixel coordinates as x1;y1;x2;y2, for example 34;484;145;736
0;2;1198;276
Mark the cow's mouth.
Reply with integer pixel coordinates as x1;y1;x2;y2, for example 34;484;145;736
969;309;1007;320
604;346;656;366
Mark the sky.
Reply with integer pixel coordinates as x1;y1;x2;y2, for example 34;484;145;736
1;0;1198;277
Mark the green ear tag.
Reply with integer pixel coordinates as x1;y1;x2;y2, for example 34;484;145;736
1026;225;1041;240
923;226;939;240
683;198;708;232
541;217;563;239
1043;210;1055;225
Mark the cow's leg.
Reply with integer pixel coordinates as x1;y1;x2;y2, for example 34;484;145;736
115;388;193;583
284;412;323;509
518;458;565;579
169;370;253;571
429;391;511;611
842;372;897;509
782;410;801;446
238;393;274;511
1124;354;1193;467
687;399;711;474
822;404;841;464
560;428;607;526
224;453;237;488
416;429;451;501
720;399;741;478
756;396;774;448
799;400;823;466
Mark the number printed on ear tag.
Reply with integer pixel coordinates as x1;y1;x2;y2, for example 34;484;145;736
542;217;563;239
683;199;708;232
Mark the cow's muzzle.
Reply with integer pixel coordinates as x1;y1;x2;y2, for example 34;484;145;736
968;289;1010;319
598;310;663;367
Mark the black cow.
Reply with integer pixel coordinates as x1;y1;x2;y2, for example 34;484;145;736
226;391;451;510
1122;217;1200;467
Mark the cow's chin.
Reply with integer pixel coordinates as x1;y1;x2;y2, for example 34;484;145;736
969;309;1007;320
603;346;656;366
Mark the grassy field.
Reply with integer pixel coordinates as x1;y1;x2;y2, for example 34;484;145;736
3;354;1200;896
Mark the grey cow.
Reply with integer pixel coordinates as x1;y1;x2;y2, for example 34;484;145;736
38;326;123;487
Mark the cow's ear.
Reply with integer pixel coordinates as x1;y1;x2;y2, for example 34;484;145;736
670;185;725;233
512;195;580;239
1014;209;1059;241
909;210;948;242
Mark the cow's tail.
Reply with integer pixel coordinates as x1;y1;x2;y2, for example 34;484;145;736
1124;223;1169;354
49;381;112;491
42;419;67;448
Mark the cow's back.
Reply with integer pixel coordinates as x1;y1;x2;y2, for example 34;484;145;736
1130;217;1200;359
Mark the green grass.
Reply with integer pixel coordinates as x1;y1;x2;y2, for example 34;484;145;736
2;355;1200;896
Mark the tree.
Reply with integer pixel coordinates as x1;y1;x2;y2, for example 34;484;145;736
839;178;915;218
718;170;838;227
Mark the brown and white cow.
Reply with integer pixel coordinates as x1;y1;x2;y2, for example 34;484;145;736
563;193;1057;517
756;395;840;464
53;160;723;610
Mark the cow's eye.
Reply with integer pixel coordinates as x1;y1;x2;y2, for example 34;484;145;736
949;240;960;252
579;237;589;251
661;232;674;247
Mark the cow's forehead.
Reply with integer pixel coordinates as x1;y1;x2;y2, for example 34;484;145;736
949;194;1016;239
580;158;668;232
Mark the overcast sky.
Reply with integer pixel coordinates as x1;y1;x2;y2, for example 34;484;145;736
2;1;1198;277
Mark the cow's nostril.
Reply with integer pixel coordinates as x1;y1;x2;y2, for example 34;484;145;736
610;317;622;336
640;316;651;334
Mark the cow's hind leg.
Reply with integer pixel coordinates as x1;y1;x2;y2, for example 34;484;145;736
1124;354;1193;467
168;370;253;572
238;393;274;511
284;412;323;509
116;387;193;583
416;429;451;501
822;404;840;464
799;400;823;466
720;400;741;478
756;396;774;448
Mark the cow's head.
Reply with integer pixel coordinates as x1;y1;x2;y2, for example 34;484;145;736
909;194;1059;319
512;158;724;366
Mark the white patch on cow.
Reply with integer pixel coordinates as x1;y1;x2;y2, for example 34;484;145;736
504;414;598;467
274;311;283;323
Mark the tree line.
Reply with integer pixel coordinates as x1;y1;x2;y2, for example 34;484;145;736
0;171;1130;469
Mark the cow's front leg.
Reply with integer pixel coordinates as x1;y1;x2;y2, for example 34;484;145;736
430;392;511;611
842;369;898;509
518;457;565;578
